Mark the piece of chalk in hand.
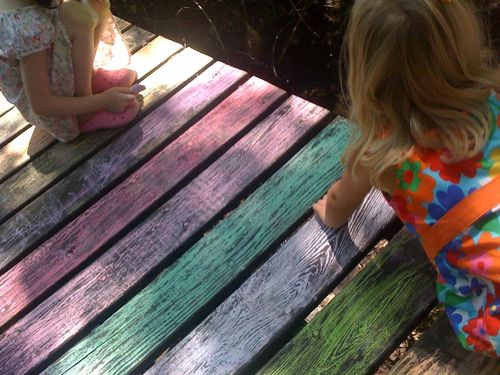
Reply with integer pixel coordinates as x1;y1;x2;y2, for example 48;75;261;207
131;84;146;95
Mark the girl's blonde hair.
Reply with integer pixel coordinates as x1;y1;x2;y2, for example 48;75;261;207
343;0;500;187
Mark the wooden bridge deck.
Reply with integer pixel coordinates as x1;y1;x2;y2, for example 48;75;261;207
0;19;499;375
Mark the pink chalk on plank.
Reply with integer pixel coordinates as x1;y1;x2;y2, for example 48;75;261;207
0;77;284;331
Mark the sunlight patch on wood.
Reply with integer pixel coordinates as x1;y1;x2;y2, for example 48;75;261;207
0;93;13;117
1;127;35;178
0;127;54;180
140;48;213;106
129;37;183;80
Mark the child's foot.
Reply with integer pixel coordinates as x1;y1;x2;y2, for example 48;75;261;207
79;101;140;133
92;68;137;93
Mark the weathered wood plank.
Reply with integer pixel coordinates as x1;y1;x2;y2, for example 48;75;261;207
0;60;238;274
0;39;187;225
389;315;500;375
0;76;285;329
0;20;143;153
0;108;31;150
0;37;180;185
0;128;54;185
146;190;395;375
0;96;327;375
125;36;180;81
39;116;363;375
122;26;156;53
258;229;436;375
113;16;132;32
0;93;13;118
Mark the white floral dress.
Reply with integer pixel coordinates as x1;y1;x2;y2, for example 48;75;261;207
0;2;130;142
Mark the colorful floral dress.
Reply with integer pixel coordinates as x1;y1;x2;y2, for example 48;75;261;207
0;1;129;142
389;92;500;356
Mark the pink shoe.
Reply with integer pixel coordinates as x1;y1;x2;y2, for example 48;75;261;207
92;68;138;93
79;101;140;133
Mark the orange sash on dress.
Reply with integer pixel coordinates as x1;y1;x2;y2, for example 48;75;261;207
421;175;500;260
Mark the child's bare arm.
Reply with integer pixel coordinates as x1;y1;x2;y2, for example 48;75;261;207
313;167;372;228
20;50;135;118
72;0;111;52
91;0;111;52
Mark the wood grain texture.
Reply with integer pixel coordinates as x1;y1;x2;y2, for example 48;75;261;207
0;37;181;185
127;37;182;81
145;190;395;375
0;93;13;119
122;25;156;53
0;96;326;375
0;108;31;149
0;18;139;155
0;38;185;225
41;116;364;375
113;16;132;32
258;229;436;375
0;127;55;184
389;315;500;375
0;49;216;271
0;77;285;329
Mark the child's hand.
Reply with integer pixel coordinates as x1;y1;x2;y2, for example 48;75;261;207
313;170;373;229
101;87;137;113
312;194;329;226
